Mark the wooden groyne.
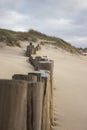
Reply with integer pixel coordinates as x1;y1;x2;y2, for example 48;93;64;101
0;42;54;130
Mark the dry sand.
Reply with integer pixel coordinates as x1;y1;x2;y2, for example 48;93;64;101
0;43;33;79
37;45;87;130
0;43;87;130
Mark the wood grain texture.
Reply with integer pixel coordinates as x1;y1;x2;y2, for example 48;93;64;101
0;80;27;130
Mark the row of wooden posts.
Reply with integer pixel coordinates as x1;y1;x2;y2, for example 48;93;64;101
26;42;41;57
0;43;54;130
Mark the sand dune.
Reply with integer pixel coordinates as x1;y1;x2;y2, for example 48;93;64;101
0;43;87;130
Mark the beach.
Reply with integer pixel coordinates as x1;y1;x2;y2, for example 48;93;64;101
0;43;87;130
37;45;87;130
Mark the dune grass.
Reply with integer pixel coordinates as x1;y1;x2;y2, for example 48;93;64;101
0;28;80;54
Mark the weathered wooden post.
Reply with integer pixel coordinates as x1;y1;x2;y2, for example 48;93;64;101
28;71;42;81
26;45;31;57
0;80;27;130
31;45;36;55
28;71;44;130
12;73;44;130
26;42;36;57
38;60;54;125
36;44;41;51
33;56;42;70
40;56;48;62
40;70;51;130
29;56;35;67
32;56;50;70
28;82;44;130
12;74;29;80
28;71;51;130
12;74;32;130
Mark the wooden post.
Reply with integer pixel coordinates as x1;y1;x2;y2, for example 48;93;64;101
12;74;29;80
26;45;31;57
0;80;27;130
12;73;44;130
31;45;36;55
29;56;35;67
33;56;42;70
38;60;54;125
41;71;51;130
28;71;42;82
33;56;49;70
26;43;36;57
27;82;44;130
12;74;32;130
36;44;41;51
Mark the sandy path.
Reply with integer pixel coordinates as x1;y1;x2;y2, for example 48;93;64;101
37;45;87;130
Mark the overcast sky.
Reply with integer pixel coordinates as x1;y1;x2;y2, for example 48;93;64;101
0;0;87;48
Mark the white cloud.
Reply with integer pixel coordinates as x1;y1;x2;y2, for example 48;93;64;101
0;10;28;31
65;36;87;48
28;18;72;32
76;0;87;8
47;18;71;25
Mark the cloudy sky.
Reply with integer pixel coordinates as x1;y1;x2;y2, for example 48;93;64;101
0;0;87;48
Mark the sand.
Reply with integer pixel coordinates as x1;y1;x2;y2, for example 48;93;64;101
0;43;33;79
37;45;87;130
0;43;87;130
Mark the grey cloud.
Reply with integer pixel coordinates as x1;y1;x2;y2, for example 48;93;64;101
0;0;87;47
72;8;87;26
